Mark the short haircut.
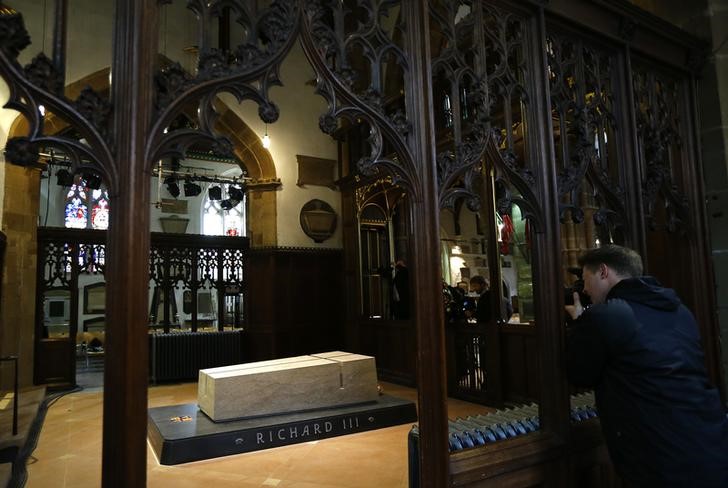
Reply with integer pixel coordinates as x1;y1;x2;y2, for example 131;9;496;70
578;245;643;278
470;275;487;287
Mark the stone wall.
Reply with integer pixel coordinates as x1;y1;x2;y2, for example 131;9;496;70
0;165;41;388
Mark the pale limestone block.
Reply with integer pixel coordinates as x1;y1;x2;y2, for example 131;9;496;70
198;351;378;421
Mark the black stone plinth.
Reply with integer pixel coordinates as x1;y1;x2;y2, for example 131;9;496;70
148;395;418;465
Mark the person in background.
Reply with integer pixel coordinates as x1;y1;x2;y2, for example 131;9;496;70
467;275;512;323
565;244;728;488
391;259;410;319
467;275;492;323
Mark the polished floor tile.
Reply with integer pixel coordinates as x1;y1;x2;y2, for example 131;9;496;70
25;382;493;487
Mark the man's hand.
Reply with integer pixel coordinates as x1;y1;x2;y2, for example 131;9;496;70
565;292;584;320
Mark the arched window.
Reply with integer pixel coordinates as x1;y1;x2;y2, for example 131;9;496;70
64;176;110;230
202;184;246;236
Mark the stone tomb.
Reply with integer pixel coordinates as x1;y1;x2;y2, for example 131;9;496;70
198;351;378;422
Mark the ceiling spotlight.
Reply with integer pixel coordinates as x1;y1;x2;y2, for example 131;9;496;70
56;169;75;187
208;186;222;201
164;175;180;198
228;185;246;201
220;199;239;211
84;171;102;190
262;124;271;149
183;179;202;197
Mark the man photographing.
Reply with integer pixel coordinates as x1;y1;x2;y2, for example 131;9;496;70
565;245;728;487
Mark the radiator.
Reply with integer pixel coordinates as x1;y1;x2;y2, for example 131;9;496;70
149;330;244;383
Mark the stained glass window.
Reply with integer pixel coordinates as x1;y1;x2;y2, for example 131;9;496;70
202;185;245;237
64;176;110;230
90;190;110;230
65;196;88;229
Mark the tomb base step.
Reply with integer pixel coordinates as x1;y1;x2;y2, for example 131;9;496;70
148;394;417;465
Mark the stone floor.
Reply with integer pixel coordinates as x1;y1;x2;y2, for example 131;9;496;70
75;355;104;391
24;382;492;488
0;386;46;487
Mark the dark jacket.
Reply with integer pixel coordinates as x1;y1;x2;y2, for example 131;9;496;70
475;289;493;324
474;287;512;324
567;277;728;487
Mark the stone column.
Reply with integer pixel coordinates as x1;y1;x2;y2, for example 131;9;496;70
0;165;41;388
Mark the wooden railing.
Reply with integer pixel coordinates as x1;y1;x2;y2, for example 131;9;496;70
446;321;539;407
36;227;249;335
34;228;251;386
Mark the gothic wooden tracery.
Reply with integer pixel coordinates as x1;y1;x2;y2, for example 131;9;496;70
428;1;545;233
0;1;721;487
632;63;691;233
301;1;419;194
0;1;448;485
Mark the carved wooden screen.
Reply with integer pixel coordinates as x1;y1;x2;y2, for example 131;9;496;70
428;0;548;406
429;1;542;213
302;1;451;479
632;59;695;309
2;1;451;484
302;1;417;191
3;1;717;486
545;24;630;288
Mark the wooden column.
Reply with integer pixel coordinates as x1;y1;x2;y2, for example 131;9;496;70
102;1;158;486
529;7;571;483
686;70;725;395
51;0;68;91
404;1;449;486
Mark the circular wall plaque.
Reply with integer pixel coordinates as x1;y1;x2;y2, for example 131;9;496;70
300;199;337;243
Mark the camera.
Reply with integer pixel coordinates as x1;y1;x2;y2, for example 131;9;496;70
442;283;467;322
564;267;591;306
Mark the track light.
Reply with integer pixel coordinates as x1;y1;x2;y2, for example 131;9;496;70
208;186;222;201
164;175;180;198
220;199;240;211
228;185;246;201
56;169;74;187
183;179;202;197
84;171;102;190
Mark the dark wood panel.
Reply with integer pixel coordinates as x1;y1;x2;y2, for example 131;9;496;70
34;339;74;387
359;319;417;385
501;326;540;404
0;231;5;367
449;433;562;487
243;329;274;361
0;231;4;318
545;0;706;72
246;248;345;360
569;421;626;488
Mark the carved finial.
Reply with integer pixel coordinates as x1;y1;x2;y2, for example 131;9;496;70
4;136;40;168
686;47;708;75
619;17;637;43
0;4;30;59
